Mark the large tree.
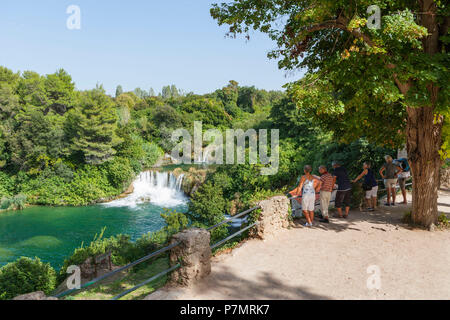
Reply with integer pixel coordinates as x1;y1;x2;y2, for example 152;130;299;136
211;0;449;228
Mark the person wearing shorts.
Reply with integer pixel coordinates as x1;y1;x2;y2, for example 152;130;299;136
332;161;352;218
352;162;379;211
318;165;334;223
289;165;321;227
380;155;402;206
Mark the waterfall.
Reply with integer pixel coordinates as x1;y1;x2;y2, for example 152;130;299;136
195;149;211;164
104;171;187;208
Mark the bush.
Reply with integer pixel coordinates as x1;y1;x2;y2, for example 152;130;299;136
0;257;57;300
0;172;14;198
103;157;134;190
59;210;190;279
142;142;163;168
438;213;449;228
350;183;365;210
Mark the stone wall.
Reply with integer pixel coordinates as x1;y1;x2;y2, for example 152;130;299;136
254;196;290;239
169;228;211;287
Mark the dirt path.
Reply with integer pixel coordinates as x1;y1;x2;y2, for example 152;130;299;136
146;192;450;300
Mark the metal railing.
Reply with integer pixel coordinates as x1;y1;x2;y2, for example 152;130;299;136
111;263;181;300
54;205;263;300
208;205;261;250
54;241;181;299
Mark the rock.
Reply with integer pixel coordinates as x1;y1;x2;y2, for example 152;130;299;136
79;257;96;279
13;291;58;300
429;223;436;232
169;228;211;287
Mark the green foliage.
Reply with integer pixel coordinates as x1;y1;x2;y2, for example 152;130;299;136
0;257;57;300
189;181;227;225
58;228;132;281
438;213;449;228
210;0;450;220
303;139;396;178
0;172;14;198
103;157;134;190
402;211;413;224
0;194;27;211
59;210;189;279
160;209;189;236
115;85;123;98
18;164;118;206
67;87;121;165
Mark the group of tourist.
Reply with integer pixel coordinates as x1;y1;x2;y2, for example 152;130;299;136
288;156;411;227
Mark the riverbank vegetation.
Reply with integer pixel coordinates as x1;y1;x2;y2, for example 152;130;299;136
0;65;397;298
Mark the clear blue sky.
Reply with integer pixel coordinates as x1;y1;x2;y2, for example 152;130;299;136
0;0;298;95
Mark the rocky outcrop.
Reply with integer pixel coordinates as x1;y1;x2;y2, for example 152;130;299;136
169;228;211;287
254;196;290;239
13;291;58;300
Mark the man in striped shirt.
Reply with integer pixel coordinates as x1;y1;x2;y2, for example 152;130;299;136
318;165;334;223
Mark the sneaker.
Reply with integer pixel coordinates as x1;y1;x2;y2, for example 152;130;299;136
384;203;391;206
320;218;330;223
368;208;375;212
391;203;396;207
304;223;310;227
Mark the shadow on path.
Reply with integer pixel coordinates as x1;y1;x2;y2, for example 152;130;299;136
189;265;331;300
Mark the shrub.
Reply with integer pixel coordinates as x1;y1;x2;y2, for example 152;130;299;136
142;142;163;168
0;257;57;300
58;228;132;281
0;172;14;198
438;213;449;228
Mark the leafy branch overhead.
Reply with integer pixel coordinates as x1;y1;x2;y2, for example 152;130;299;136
211;0;449;155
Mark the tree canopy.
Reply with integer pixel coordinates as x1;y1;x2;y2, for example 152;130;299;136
211;0;449;227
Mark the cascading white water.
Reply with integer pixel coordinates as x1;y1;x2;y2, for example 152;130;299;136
104;171;187;208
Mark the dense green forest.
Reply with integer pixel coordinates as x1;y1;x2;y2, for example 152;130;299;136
0;66;397;299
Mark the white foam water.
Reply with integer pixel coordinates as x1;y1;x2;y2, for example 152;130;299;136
104;171;187;209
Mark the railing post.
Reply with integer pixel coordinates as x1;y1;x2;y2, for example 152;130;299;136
169;228;211;287
255;196;290;239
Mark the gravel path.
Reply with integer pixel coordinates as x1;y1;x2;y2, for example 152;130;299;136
146;192;450;300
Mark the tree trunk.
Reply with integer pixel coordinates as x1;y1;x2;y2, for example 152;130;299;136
406;106;443;228
403;0;444;229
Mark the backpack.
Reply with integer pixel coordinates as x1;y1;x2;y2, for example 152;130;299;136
396;158;410;172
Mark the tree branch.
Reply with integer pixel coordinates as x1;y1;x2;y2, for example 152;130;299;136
300;16;375;47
